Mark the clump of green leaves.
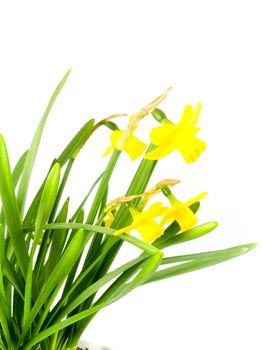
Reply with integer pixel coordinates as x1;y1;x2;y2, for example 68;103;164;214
0;70;255;350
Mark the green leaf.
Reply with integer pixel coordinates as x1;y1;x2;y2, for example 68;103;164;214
17;69;71;216
34;163;61;243
0;225;8;310
144;243;257;284
22;300;113;350
61;208;85;299
48;159;73;223
59;119;95;162
70;172;104;222
0;336;7;350
86;150;120;225
70;147;159;337
0;224;24;298
0;293;11;348
0;150;28;226
20;228;84;344
47;255;148;326
24;250;164;350
22;118;95;229
70;250;163;345
0;224;5;267
48;238;116;326
43;198;69;280
11;150;29;188
157;221;218;249
0;135;28;278
24;222;160;256
33;198;70;285
2;259;24;298
23;163;61;324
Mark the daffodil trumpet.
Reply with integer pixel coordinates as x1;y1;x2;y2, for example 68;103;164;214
160;191;208;232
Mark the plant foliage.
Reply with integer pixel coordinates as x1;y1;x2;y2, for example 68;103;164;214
0;70;255;350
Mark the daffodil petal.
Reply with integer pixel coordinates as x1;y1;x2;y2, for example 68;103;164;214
124;135;147;160
129;207;141;221
104;211;115;228
174;206;198;231
178;105;194;127
103;130;124;156
146;202;168;217
185;192;208;207
192;103;202;125
149;124;176;145
179;103;201;127
161;205;198;231
144;143;175;160
102;145;114;157
114;224;135;236
137;222;164;242
110;130;124;150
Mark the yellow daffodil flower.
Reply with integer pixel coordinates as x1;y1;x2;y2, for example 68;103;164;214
104;88;172;160
161;192;207;231
144;103;206;162
104;127;147;160
115;202;167;243
103;194;142;227
103;179;179;230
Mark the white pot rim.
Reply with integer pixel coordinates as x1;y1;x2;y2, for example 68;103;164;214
77;340;111;350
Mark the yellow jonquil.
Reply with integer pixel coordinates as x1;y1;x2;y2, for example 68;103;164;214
144;103;206;162
161;192;207;231
104;123;147;160
114;202;167;243
103;179;179;229
103;194;142;228
106;186;206;241
104;87;172;160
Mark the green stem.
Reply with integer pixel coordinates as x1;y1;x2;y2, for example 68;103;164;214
86;149;120;224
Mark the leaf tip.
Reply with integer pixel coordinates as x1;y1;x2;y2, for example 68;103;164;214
210;221;219;229
66;67;72;75
243;243;257;252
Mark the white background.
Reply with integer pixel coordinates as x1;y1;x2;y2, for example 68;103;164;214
0;1;262;349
